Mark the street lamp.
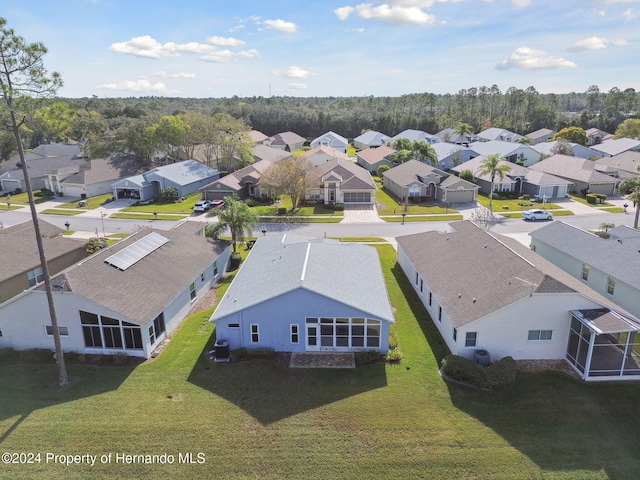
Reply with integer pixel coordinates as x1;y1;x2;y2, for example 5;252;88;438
401;212;406;224
64;221;70;231
101;211;107;238
261;228;267;236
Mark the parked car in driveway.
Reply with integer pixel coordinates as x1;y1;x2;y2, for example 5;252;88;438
193;200;212;213
522;209;553;221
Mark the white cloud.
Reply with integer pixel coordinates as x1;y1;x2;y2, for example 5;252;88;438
236;49;261;59
496;46;577;70
207;36;245;47
200;49;233;62
569;36;609;52
623;8;637;21
97;79;169;93
108;35;219;58
288;83;308;91
264;19;298;33
154;71;196;78
611;38;630;46
334;3;436;25
512;0;531;7
286;66;314;78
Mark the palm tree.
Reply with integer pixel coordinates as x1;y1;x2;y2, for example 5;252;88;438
477;153;512;211
454;122;474;146
618;164;640;229
205;196;259;252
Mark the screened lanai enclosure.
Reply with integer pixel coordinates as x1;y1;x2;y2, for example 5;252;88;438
566;309;640;380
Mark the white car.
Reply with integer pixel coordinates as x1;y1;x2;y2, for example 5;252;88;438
522;209;553;221
193;200;212;213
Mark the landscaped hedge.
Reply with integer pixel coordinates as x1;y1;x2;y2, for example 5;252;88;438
441;354;517;389
586;193;607;204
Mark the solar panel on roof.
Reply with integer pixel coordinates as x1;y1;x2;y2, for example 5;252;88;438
104;232;169;270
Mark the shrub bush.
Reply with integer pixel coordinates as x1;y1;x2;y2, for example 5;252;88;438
385;348;403;363
333;203;344;211
14;188;22;194
80;193;87;200
230;252;242;269
522;194;530;200
388;324;398;350
441;354;517;389
244;198;258;207
377;165;390;177
277;207;287;215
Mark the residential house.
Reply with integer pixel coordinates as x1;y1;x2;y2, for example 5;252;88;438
268;131;307;152
468;140;540;167
585;128;613;146
431;143;478;171
353;130;391;150
200;160;276;201
526;128;556;145
391;129;439;145
306;158;376;204
452;155;571;199
435;128;475;145
58;155;143;198
397;220;640;381
0;220;86;303
251;144;293;164
111;160;219;201
590;138;640;158
383;159;478;204
250;130;270;144
529;155;619;195
476;127;522;143
531;141;598;160
595;151;640;179
211;234;394;354
0;144;83;193
529;221;640;320
0;223;230;359
356;145;396;173
298;145;350;166
310;131;349;154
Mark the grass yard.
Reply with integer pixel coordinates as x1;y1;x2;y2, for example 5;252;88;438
110;213;187;221
259;216;343;223
598;207;626;213
569;194;614;207
121;194;201;214
1;246;640;479
383;214;464;222
5;189;54;205
375;181;458;215
40;209;85;216
57;193;114;210
251;197;344;217
477;193;561;211
501;210;574;219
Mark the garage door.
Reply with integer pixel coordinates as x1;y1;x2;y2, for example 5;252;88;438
343;192;372;203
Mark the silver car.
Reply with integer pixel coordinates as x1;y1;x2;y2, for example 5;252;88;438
522;209;553;221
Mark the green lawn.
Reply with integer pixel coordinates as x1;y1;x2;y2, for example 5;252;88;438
259;216;343;223
57;193;115;210
6;189;55;205
40;209;85;216
477;193;561;211
598;207;625;213
375;180;458;215
569;194;613;207
251;197;344;217
383;214;464;222
501;210;574;219
110;213;188;221
121;195;201;214
1;246;640;478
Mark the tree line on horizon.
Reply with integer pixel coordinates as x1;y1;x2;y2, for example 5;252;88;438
1;84;638;163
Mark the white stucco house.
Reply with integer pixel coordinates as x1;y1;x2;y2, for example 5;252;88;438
310;131;349;154
306;158;377;204
353;130;390;150
211;234;394;354
298;145;350;166
0;223;230;359
529;222;640;320
396;221;640;381
391;129;439;145
468;140;540;167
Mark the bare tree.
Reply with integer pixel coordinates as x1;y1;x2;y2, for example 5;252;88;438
260;157;313;210
0;17;69;387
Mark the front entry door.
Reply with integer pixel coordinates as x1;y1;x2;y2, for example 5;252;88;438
306;325;319;351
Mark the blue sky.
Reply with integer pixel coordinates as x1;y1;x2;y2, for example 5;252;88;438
4;0;640;98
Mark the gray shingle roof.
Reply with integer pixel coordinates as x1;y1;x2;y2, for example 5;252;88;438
309;158;376;190
46;223;229;324
529;155;620;184
397;221;637;328
0;220;85;283
211;234;394;323
591;138;640;157
529;221;640;290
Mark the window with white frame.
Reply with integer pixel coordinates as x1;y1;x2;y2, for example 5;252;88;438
606;277;615;296
465;332;477;347
290;324;299;344
250;324;259;343
45;326;69;336
28;266;44;286
581;264;589;281
528;330;553;341
213;260;218;277
201;271;206;282
190;282;196;301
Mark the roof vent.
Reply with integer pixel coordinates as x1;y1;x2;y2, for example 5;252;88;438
472;298;477;303
458;293;462;298
484;244;488;249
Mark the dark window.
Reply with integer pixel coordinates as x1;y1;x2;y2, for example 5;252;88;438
123;326;143;350
251;324;259;343
438;306;442;322
465;332;477;347
291;324;299;344
46;326;69;336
